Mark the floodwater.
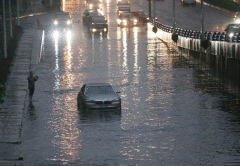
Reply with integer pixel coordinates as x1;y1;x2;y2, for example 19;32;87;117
21;1;240;165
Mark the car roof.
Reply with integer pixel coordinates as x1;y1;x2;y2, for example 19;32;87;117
89;12;101;16
57;12;70;15
85;83;112;86
120;12;134;16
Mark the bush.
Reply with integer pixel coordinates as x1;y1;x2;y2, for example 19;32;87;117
0;24;23;104
204;0;240;12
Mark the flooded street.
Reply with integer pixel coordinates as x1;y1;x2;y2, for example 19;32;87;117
20;1;240;165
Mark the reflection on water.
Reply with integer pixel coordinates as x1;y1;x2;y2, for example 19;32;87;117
49;28;82;162
53;30;60;90
27;101;36;121
79;110;122;123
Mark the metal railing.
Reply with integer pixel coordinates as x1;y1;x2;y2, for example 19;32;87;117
140;17;240;59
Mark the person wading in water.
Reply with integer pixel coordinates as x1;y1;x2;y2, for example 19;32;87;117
27;71;38;101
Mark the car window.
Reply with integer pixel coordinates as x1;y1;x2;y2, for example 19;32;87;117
121;13;134;18
92;16;105;22
89;12;100;16
57;14;70;20
85;86;115;94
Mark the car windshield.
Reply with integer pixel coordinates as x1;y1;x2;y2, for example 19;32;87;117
121;13;134;18
84;9;96;13
89;12;101;16
92;16;105;22
85;86;115;94
139;11;148;16
57;14;70;21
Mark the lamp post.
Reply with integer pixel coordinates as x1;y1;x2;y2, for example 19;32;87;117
148;0;151;19
9;0;13;37
152;0;157;33
201;0;204;37
3;0;7;58
17;0;20;25
173;0;175;32
172;0;178;42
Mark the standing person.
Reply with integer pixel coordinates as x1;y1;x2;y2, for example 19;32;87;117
27;71;38;101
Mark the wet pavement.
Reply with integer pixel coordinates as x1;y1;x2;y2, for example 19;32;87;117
0;0;240;166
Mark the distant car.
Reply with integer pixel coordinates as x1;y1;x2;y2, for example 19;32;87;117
132;11;149;23
77;83;121;111
181;0;196;6
117;12;138;27
117;0;130;14
52;12;72;29
225;23;240;38
87;0;102;10
82;9;97;22
82;11;102;24
86;16;108;32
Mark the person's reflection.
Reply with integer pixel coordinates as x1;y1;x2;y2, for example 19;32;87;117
28;101;36;121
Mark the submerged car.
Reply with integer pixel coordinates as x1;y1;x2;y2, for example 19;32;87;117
77;83;121;110
117;12;138;27
86;16;108;32
52;12;72;29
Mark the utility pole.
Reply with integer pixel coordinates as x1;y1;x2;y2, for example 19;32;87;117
17;0;20;25
3;0;7;58
9;0;13;37
173;0;176;32
148;0;151;19
152;0;157;33
201;0;204;36
172;0;178;42
34;0;36;18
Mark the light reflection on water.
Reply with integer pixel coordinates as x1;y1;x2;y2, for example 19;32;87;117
53;30;60;90
50;29;82;162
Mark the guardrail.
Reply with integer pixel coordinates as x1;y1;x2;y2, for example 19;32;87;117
140;17;240;60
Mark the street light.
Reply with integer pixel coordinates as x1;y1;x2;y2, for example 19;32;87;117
172;0;178;42
3;0;7;58
9;0;13;37
17;0;20;25
200;0;210;49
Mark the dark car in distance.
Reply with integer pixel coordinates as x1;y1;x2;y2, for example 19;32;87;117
117;12;138;27
82;11;102;24
77;83;121;111
132;11;149;23
86;16;108;32
52;12;72;29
